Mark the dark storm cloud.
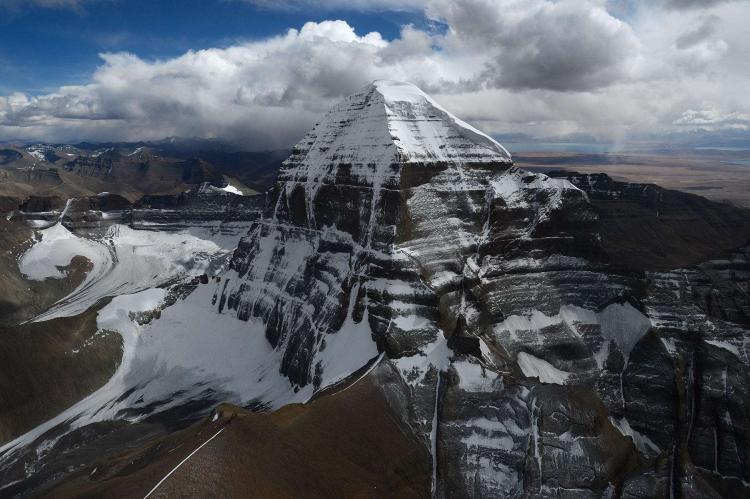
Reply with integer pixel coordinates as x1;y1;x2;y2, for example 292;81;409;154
428;0;639;92
676;15;720;48
665;0;746;10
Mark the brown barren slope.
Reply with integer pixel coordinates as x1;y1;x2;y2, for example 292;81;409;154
45;375;431;498
0;306;122;444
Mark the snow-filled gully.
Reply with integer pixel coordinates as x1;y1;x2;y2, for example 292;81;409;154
430;371;441;498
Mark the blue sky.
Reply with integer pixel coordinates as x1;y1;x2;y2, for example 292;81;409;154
1;0;748;148
0;1;421;94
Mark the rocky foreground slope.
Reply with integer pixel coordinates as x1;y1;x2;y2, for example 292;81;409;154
1;81;750;498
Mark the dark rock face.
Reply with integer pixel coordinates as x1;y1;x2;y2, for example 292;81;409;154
214;82;521;398
550;171;750;271
19;195;66;213
150;84;750;497
130;184;264;228
13;185;264;230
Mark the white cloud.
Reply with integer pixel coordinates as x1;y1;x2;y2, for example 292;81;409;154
0;21;397;147
673;108;750;130
378;24;434;63
1;1;749;147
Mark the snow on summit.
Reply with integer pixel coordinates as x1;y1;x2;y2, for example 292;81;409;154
372;80;512;163
280;79;514;235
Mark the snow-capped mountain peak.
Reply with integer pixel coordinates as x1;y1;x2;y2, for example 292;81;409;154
372;80;512;162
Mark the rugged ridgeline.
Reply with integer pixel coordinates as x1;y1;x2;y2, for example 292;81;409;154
2;81;750;498
220;80;520;393
0;141;287;202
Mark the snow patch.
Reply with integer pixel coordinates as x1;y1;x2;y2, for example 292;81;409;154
489;169;580;212
393;333;451;387
598;303;652;359
373;80;512;162
0;288;167;456
314;283;379;389
517;352;570;385
220;184;243;196
20;223;241;322
706;340;742;358
19;223;103;281
661;337;678;356
453;360;501;392
494;303;651;369
609;416;661;456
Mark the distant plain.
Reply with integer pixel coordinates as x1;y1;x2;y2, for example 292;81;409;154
511;148;750;208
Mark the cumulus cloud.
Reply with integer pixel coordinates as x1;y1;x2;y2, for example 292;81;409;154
0;20;429;147
1;0;749;147
428;0;640;91
378;24;434;63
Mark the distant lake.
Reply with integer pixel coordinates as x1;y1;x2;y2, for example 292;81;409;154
503;142;616;154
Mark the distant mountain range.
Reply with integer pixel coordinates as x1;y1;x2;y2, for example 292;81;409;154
0;139;290;202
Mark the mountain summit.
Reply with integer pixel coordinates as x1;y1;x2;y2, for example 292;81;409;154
276;79;512;240
289;80;511;170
